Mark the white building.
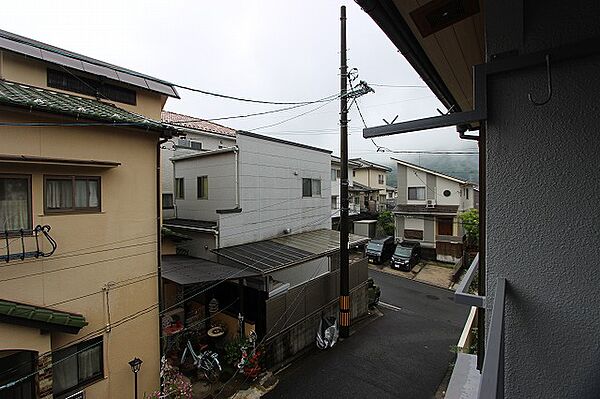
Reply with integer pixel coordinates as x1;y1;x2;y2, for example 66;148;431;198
330;156;361;217
160;111;236;218
166;130;332;254
393;158;476;262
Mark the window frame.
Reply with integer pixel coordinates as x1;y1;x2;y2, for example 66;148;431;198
44;175;101;215
175;178;185;200
331;195;338;210
302;178;312;197
378;174;384;184
407;186;426;201
331;169;337;181
197;176;208;200
52;336;104;397
0;174;33;234
162;193;174;209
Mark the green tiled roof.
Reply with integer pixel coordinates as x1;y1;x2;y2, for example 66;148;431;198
0;299;87;333
0;80;176;134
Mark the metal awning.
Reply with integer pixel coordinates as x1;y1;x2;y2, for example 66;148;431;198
161;255;259;285
213;229;369;274
0;154;120;168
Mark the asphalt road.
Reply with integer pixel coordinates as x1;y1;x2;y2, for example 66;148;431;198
263;269;469;399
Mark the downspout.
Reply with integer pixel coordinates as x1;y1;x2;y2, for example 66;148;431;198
157;137;168;358
215;146;242;215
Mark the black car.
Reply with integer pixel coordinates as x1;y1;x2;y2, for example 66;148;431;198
391;241;421;271
366;236;396;264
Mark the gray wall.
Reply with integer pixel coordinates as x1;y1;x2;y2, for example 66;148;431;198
218;134;331;247
173;151;237;222
397;163;407;205
485;1;600;397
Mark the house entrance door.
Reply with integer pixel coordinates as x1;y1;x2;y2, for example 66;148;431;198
437;217;453;236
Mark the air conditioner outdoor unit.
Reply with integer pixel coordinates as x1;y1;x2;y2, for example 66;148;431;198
426;199;436;208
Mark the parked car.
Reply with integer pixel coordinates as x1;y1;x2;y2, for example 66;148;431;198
367;277;380;308
391;241;421;272
366;236;396;264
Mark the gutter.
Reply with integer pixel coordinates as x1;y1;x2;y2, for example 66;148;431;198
157;136;168;359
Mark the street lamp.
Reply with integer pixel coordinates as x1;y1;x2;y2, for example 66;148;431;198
128;357;143;399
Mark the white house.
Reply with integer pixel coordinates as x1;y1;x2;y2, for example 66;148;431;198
162;131;369;366
330;156;361;217
393;158;476;262
160;110;236;218
349;158;392;212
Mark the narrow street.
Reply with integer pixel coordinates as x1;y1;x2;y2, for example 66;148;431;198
264;269;469;399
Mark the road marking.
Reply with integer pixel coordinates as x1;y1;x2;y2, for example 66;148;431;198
378;301;402;312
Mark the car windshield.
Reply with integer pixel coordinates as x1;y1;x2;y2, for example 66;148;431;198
367;242;383;251
394;246;412;257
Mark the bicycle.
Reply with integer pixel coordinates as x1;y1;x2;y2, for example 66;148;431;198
180;340;222;382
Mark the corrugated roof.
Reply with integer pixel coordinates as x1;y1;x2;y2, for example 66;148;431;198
161;111;237;137
162;255;259;285
0;80;176;134
0;299;87;334
213;229;369;274
349;181;379;192
163;218;218;231
349;158;393;171
0;29;179;98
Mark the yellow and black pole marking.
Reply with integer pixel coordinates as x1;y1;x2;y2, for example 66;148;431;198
339;295;351;331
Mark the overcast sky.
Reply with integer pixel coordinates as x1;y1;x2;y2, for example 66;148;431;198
2;0;477;163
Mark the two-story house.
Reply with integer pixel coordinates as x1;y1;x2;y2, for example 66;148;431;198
0;29;177;398
349;158;392;212
330;156;361;224
393;158;476;262
160;111;236;219
162;131;369;367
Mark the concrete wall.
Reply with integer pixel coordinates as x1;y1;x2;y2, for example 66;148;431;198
173;151;237;222
485;1;600;397
0;112;161;398
218;134;331;247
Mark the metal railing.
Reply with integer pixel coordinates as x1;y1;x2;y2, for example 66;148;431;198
453;253;506;399
454;253;485;308
1;225;57;262
478;277;506;399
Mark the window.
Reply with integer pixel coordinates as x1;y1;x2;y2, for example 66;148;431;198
331;169;337;181
378;174;384;184
47;69;136;105
0;175;31;232
162;193;174;209
302;178;321;197
53;337;103;397
443;189;451;197
408;186;426;201
466;188;469;199
177;139;202;150
336;170;341;179
352;170;356;177
331;196;338;209
45;176;100;213
197;176;208;199
175;178;184;199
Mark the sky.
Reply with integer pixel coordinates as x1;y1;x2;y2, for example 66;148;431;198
2;0;478;164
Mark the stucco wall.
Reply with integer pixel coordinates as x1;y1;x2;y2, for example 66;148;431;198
485;1;600;397
0;51;166;119
218;134;331;247
0;111;161;398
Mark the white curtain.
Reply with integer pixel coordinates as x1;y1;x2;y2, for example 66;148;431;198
0;178;29;231
52;346;78;394
46;180;72;209
88;180;99;207
78;344;101;381
75;180;87;208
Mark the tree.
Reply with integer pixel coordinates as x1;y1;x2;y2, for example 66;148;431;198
376;210;395;237
459;208;479;248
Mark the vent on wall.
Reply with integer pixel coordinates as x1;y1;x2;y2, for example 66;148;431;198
410;0;480;38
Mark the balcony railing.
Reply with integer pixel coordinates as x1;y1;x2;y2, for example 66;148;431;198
1;225;57;262
453;253;506;399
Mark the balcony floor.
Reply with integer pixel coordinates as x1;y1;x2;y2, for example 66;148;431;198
445;353;481;399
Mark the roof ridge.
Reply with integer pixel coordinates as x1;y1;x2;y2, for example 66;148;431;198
161;110;236;132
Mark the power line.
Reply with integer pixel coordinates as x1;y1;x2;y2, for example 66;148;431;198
248;97;339;131
369;83;428;88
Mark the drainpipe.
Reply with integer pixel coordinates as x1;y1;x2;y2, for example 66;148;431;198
157;137;168;358
215;146;242;215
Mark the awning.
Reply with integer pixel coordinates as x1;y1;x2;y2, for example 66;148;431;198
213;229;369;274
0;299;87;334
161;255;260;285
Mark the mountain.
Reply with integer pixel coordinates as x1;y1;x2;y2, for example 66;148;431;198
385;154;479;187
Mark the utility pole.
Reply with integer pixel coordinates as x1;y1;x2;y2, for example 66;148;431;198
339;4;350;339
